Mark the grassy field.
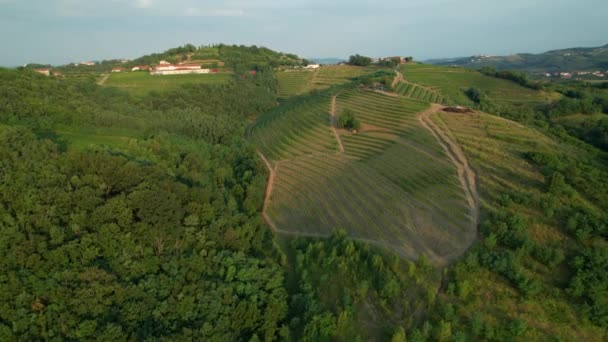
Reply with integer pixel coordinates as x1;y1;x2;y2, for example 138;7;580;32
400;63;559;105
429;110;604;340
57;129;138;152
104;71;232;96
250;88;475;264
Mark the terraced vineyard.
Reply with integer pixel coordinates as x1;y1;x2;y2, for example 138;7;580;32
310;66;376;90
394;81;448;104
400;63;559;105
276;70;316;98
248;91;339;162
250;88;476;264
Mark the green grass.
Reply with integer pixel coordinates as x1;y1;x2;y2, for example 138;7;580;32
400;63;559;106
57;129;138;152
104;71;232;96
251;89;474;263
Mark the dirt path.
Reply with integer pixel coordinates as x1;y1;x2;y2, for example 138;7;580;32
330;95;345;153
257;151;279;231
417;104;479;233
97;74;110;86
392;70;404;88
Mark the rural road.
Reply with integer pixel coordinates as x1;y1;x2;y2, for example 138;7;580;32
417;104;479;240
330;95;345;153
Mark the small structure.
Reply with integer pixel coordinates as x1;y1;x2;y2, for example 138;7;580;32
111;67;126;73
131;65;150;71
82;61;95;66
34;69;51;76
443;106;473;113
159;60;171;65
303;64;320;69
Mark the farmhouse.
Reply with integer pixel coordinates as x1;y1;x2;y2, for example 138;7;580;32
131;65;150;71
34;69;51;76
150;63;211;75
112;67;126;73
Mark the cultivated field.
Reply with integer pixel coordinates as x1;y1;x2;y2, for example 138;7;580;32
275;66;378;98
276;70;316;98
105;71;232;96
250;88;476;264
400;63;558;105
394;81;448;104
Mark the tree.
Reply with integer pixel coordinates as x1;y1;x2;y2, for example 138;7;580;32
337;109;361;131
465;87;483;104
348;54;372;66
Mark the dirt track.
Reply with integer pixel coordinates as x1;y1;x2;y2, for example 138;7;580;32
392;70;404;88
330;95;345;152
257;151;279;231
97;74;110;85
417;104;479;240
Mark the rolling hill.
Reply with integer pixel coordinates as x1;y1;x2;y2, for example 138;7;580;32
427;44;608;74
251;78;478;264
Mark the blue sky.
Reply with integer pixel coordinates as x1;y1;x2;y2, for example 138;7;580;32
0;0;606;66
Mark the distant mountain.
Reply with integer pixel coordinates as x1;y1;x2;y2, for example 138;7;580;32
309;57;344;65
426;44;608;74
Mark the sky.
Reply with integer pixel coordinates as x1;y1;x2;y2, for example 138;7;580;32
0;0;606;66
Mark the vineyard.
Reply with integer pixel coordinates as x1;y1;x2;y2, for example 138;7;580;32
400;63;558;105
275;66;377;98
251;87;476;264
276;70;316;98
394;81;448;104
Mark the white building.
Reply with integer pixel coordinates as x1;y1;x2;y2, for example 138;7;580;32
303;64;320;69
150;63;211;75
34;69;51;76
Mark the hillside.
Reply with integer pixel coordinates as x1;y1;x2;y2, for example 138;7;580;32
250;87;476;264
427;44;608;74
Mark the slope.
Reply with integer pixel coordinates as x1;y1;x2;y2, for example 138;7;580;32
250;87;476;265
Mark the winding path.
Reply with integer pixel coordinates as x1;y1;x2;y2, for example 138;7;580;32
417;104;479;237
329;95;345;153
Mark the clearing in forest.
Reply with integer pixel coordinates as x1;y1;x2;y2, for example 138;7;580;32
249;88;477;265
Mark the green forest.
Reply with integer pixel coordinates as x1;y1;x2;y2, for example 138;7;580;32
1;45;608;341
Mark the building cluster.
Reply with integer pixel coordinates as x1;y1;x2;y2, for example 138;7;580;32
547;71;606;79
111;60;219;75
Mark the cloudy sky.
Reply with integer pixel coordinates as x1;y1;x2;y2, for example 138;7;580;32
0;0;606;66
